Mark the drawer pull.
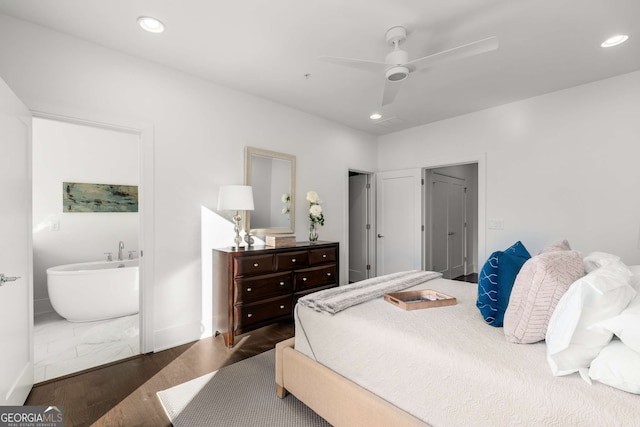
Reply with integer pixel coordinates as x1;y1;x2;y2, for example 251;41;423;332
322;254;327;258
280;305;285;309
327;273;332;276
247;287;252;292
253;263;259;267
279;281;285;286
302;277;307;282
247;313;253;318
291;258;296;262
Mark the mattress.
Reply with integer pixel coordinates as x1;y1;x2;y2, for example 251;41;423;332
294;277;640;427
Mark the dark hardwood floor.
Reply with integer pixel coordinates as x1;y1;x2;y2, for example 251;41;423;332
453;272;478;283
26;322;294;427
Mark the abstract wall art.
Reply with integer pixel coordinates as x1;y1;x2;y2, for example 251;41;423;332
63;182;138;213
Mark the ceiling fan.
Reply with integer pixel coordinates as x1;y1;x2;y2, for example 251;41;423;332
318;26;498;107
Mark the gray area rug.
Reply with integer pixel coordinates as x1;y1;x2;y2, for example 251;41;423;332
157;349;331;427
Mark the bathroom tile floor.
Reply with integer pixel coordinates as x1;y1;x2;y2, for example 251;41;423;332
34;312;139;383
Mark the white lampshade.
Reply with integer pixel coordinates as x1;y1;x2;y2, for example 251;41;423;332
217;185;254;211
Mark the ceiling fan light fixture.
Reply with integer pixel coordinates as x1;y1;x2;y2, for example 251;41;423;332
601;34;629;48
386;66;409;82
137;16;165;33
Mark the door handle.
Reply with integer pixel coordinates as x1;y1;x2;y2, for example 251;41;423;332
377;234;384;238
448;232;455;236
0;274;20;286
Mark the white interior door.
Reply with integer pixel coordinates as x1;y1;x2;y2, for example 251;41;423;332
376;169;422;275
431;173;466;279
0;78;34;404
349;173;369;282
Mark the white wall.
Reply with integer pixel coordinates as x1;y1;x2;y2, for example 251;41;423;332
0;15;378;351
32;118;139;315
379;71;640;265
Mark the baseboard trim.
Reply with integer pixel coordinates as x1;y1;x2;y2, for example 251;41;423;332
153;321;202;352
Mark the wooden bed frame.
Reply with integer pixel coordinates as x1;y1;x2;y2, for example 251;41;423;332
275;338;429;427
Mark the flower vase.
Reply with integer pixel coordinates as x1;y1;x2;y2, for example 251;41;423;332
309;223;319;243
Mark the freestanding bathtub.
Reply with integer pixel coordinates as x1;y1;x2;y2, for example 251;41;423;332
46;259;139;322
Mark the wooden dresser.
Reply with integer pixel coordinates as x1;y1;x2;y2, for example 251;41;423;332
213;241;339;347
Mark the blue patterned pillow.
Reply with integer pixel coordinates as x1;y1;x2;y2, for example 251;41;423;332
477;241;531;327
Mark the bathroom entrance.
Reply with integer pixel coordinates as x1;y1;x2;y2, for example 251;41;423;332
32;117;142;382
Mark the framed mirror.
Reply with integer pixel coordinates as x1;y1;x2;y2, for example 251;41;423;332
244;147;296;235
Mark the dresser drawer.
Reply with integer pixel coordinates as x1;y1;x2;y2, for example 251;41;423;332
234;272;292;304
309;247;337;265
234;254;274;277
234;296;292;329
275;251;308;271
294;264;337;292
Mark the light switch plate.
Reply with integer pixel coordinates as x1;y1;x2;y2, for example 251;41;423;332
488;219;504;230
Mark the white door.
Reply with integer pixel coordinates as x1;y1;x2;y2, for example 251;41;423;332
349;173;369;282
376;169;422;275
431;173;466;279
0;78;34;404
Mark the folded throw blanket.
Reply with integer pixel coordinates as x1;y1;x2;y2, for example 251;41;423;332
298;270;442;314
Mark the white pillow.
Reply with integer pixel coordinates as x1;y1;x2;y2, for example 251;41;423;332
546;259;636;377
589;340;640;394
627;265;640;291
593;293;640;353
628;265;640;276
583;251;620;273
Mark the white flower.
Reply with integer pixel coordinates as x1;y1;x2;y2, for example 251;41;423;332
306;190;325;226
309;204;322;217
281;193;290;203
306;191;319;203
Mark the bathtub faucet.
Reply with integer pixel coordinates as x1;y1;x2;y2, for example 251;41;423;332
118;241;124;261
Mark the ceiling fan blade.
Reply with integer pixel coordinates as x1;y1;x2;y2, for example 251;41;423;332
407;36;498;71
382;79;403;106
318;56;388;73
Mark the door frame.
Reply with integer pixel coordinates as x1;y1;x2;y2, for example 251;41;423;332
421;153;486;273
345;169;376;282
31;108;155;353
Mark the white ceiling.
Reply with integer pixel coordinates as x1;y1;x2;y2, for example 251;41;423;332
0;0;639;136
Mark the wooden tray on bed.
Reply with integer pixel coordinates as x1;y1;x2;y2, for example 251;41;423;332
384;289;457;310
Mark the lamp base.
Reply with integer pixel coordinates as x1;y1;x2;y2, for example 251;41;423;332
232;213;243;250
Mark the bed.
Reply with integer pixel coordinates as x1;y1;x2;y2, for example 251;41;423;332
275;274;640;426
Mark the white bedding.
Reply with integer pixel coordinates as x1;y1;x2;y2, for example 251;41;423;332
294;277;640;427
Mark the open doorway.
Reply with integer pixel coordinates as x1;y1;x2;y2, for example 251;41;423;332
424;163;478;280
31;117;142;382
348;170;374;282
369;155;485;281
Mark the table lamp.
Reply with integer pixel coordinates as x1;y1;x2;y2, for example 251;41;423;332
217;185;254;250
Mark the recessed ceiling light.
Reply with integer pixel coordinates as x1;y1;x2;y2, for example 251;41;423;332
369;113;383;120
601;34;629;48
137;16;165;33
